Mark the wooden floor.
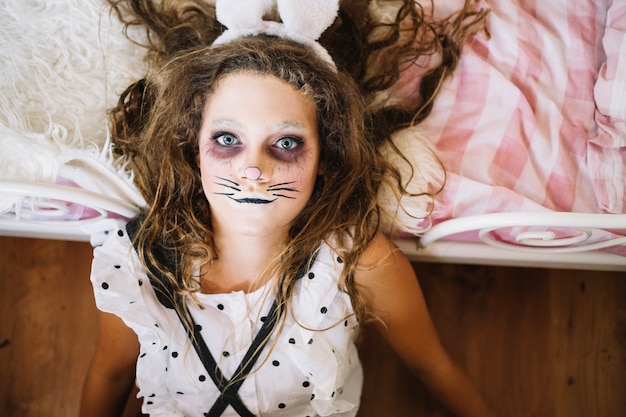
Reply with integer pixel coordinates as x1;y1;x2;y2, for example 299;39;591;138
1;235;625;416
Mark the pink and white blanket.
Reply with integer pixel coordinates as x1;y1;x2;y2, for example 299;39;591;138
426;0;626;222
408;0;626;222
379;0;626;258
390;0;626;254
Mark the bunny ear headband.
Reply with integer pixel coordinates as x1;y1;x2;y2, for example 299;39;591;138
212;0;340;69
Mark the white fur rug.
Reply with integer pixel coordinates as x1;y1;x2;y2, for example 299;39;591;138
0;0;147;211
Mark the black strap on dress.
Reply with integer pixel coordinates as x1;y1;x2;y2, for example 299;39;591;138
180;298;280;417
126;218;312;416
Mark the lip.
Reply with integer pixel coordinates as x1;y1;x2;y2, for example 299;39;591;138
229;196;276;204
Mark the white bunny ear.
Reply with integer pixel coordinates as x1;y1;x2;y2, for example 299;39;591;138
212;0;340;70
277;0;339;41
215;0;273;31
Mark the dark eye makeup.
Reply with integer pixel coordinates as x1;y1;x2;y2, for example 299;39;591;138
274;136;304;151
206;132;307;162
213;132;239;146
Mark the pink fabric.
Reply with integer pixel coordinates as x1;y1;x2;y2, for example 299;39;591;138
393;0;626;254
589;0;626;213
403;0;625;219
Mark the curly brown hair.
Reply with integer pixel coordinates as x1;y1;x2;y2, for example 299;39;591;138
107;0;488;328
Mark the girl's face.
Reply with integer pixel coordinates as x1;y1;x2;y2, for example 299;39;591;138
198;72;322;239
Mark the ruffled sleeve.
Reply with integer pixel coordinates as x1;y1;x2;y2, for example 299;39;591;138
90;220;166;354
90;221;190;416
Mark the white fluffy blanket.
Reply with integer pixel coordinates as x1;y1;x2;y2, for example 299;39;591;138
0;0;147;211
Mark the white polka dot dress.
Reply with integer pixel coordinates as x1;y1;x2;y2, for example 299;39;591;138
90;222;363;417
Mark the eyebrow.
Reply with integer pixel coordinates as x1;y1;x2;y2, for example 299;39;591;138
210;119;241;129
271;121;307;131
210;119;308;132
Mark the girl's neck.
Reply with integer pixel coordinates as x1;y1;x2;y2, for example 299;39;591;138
201;229;287;294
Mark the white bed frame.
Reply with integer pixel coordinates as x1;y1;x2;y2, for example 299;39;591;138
2;179;624;271
0;180;136;242
398;212;626;272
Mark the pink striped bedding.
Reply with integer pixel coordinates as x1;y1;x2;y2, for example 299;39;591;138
396;0;626;246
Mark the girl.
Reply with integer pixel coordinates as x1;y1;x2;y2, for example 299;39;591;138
81;1;494;416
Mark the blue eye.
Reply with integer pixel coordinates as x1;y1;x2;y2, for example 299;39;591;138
213;133;239;146
276;137;302;150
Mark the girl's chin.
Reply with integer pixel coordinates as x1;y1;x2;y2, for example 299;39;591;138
213;217;293;238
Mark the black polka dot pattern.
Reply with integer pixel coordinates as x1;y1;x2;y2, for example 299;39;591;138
93;234;358;415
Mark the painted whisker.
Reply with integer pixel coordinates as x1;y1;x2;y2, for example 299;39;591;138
267;181;296;189
268;181;299;195
271;194;296;199
269;187;299;192
215;176;241;192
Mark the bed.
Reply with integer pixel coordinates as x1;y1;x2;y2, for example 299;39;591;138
1;0;625;271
